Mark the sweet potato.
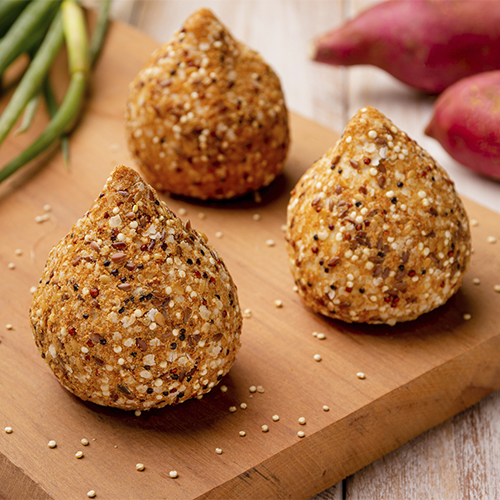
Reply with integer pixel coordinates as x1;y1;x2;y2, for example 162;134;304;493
311;0;500;94
425;71;500;180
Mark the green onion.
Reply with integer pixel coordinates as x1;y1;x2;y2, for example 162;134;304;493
0;10;64;146
0;0;31;39
15;92;40;135
0;0;110;184
0;0;60;75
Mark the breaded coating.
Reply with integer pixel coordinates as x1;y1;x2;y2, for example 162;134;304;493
30;165;242;410
286;107;471;325
126;8;289;200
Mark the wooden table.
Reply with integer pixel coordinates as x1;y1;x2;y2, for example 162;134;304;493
107;0;500;498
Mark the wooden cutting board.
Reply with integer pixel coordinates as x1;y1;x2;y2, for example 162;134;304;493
1;19;500;500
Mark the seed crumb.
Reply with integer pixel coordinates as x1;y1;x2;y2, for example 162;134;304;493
169;470;178;479
249;386;257;393
253;214;261;221
134;410;142;417
35;214;50;223
215;231;223;238
473;278;481;285
30;286;37;294
48;440;57;448
274;300;283;308
4;427;13;434
239;431;246;437
314;354;322;362
281;224;287;232
298;417;306;425
323;405;330;412
254;191;262;203
43;204;52;212
8;263;15;270
136;463;145;471
317;333;326;340
220;385;228;393
178;208;187;216
15;249;22;256
487;236;497;244
198;212;206;220
242;309;252;319
5;324;13;330
494;285;500;293
266;239;275;247
215;448;223;455
75;451;84;459
261;425;269;432
87;491;96;498
463;313;472;320
272;415;280;422
81;438;89;446
470;219;478;227
257;385;265;393
297;431;305;438
240;403;247;410
229;406;237;413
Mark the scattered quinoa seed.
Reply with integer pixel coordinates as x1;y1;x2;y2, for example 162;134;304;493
266;239;275;247
87;491;96;498
30;286;37;294
470;219;478;227
297;431;305;438
220;385;228;393
48;440;57;448
323;405;330;412
317;333;326;340
215;448;223;455
198;212;206;220
4;427;13;434
357;372;366;380
242;309;252;319
249;385;257;393
463;313;472;320
75;451;84;459
487;236;497;244
257;385;265;393
43;204;52;212
8;263;15;270
81;438;89;446
215;231;223;238
274;300;283;308
281;224;287;232
272;415;280;422
169;471;178;479
240;403;248;409
494;285;500;293
298;417;306;425
239;430;246;437
5;324;13;330
253;214;261;221
473;278;481;285
261;425;269;432
229;406;237;413
178;208;187;216
314;354;322;362
136;463;145;471
134;410;142;417
15;249;22;256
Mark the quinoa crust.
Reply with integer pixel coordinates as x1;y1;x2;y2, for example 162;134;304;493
125;8;289;200
286;107;471;325
30;165;242;410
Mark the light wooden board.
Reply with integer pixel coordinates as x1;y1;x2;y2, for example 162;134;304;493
1;18;500;500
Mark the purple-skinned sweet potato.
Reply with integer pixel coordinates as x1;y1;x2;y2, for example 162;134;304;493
311;0;500;94
425;71;500;180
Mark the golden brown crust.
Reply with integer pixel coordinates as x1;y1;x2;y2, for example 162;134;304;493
30;165;242;410
125;8;289;200
286;107;471;325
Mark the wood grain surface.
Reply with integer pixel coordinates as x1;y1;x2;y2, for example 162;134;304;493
1;11;500;500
